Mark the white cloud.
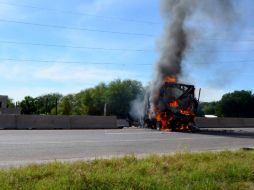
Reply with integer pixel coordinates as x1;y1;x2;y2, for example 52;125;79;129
0;61;145;101
0;87;57;102
0;61;140;83
0;62;29;81
35;62;136;82
196;87;228;102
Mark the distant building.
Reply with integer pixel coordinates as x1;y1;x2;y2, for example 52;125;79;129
0;95;7;108
0;95;20;115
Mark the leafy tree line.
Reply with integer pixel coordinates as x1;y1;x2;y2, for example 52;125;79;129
8;80;254;118
199;90;254;117
13;79;144;118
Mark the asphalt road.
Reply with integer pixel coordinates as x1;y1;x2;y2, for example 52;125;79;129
0;128;253;168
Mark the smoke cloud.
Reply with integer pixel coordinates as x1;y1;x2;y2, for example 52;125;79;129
129;87;150;125
150;0;237;114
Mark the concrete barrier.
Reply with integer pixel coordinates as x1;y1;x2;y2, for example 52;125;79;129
1;115;253;129
0;115;117;129
70;116;117;129
117;119;129;128
51;116;70;129
243;118;254;128
16;115;70;129
196;117;254;128
0;115;16;129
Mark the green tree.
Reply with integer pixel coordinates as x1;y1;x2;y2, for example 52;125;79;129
7;98;15;108
19;96;37;114
202;102;219;115
75;83;107;115
218;90;254;117
106;79;144;118
35;93;63;115
58;95;75;115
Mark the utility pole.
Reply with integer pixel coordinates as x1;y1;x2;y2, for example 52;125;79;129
55;98;58;115
104;103;107;116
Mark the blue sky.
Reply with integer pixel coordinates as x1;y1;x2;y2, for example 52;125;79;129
0;0;253;102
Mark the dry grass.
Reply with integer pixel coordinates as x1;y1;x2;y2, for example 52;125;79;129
0;150;254;190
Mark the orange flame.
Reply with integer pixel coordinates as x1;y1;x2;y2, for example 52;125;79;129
164;76;177;83
168;100;178;108
180;108;194;116
153;76;195;131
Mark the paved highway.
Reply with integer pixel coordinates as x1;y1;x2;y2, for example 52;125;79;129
0;128;253;168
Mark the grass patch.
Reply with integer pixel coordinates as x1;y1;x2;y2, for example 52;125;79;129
0;150;254;190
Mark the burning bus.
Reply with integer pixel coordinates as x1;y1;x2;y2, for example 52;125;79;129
144;76;200;131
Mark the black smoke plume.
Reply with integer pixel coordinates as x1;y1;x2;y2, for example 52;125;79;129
150;0;237;115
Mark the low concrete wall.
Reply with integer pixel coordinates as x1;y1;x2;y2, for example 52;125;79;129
196;117;254;128
70;116;117;129
16;115;70;129
117;119;129;128
1;116;253;129
0;115;117;129
0;115;16;129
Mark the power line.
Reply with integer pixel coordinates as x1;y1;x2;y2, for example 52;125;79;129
194;37;254;42
1;58;254;65
0;58;152;66
0;1;159;25
1;18;253;41
0;40;153;52
1;40;254;53
218;60;254;64
0;18;155;37
188;49;254;53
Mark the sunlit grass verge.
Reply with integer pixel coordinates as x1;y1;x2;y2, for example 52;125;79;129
0;150;254;190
